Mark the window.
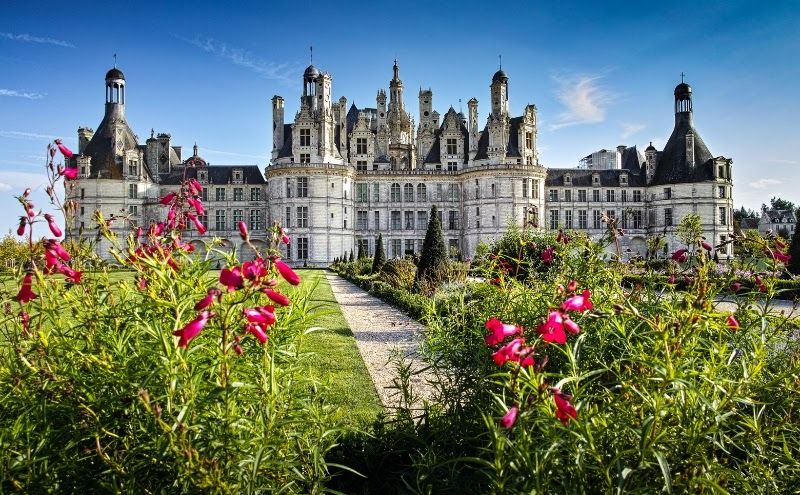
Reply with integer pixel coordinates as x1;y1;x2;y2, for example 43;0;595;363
447;184;460;202
250;188;261;201
523;179;529;198
718;186;726;198
356;183;368;202
436;184;443;201
578;210;587;229
719;207;727;225
564;190;572;202
356;160;367;171
372;183;380;202
128;162;137;176
128;205;138;216
449;239;460;258
233;188;243;201
633;190;642;202
474;180;480;199
249;209;262;230
374;211;380;229
550;210;559;230
578;190;587;202
549;189;558;201
446;138;458;155
532;180;540;199
593;210;602;229
621;190;627;203
357;210;368;230
232;209;244;226
299;128;311;146
296;237;309;260
606;210;616;221
357;239;369;256
391;211;401;230
491;183;496;197
299;153;310;164
620;175;628;186
216;187;226;201
297;206;308;228
356;138;367;155
606;190;615;202
664;187;672;200
632;210;643;229
233;170;242;182
648;210;656;227
417;211;427;230
201;188;208;202
404;183;414;202
417;183;427;202
285;207;291;228
718;165;724;178
448;161;458;171
391;183;401;202
405;211;414;230
720;235;728;255
285;180;292;198
475;207;481;229
128;184;137;199
593;175;600;185
80;188;85;200
405;239;415;256
215;210;226;231
392;239;402;257
665;208;673;226
592;189;601;202
80;206;85;216
525;132;533;150
564;210;573;229
448;210;460;230
297;177;308;198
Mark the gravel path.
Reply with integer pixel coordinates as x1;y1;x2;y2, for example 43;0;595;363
325;272;435;411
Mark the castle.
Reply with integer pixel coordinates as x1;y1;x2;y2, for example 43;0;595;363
67;63;735;265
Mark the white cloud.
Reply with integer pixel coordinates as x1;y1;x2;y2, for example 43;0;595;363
0;182;12;192
749;178;781;190
0;89;45;100
178;36;296;82
0;131;67;141
770;159;798;165
201;147;268;161
0;32;74;48
550;74;614;130
0;171;49;191
620;122;645;140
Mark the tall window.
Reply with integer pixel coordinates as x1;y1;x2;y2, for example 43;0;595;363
215;210;226;231
592;210;602;229
403;183;414;202
448;210;459;230
578;189;587;202
249;210;262;230
416;183;427;202
128;162;137;176
606;210;616;221
592;189;600;202
491;183;496;197
606;190;615;202
632;210;643;229
525;132;533;150
297;206;308;228
297;177;308;197
285;207;291;228
665;208;673;226
523;179;529;198
447;184;460;202
232;209;244;226
373;183;380;202
532;180;539;199
392;239;402;257
633;190;641;202
664;187;672;200
564;190;572;202
718;186;726;199
373;211;380;229
417;211;428;230
299;128;311;146
202;188;208;202
299;153;310;164
356;183;368;202
216;188;226;201
296;237;308;260
391;211;401;230
448;161;458;171
357;211;368;230
356;160;367;171
128;184;138;199
719;207;727;225
405;239;415;256
446;138;458;155
621;190;627;203
405;211;414;230
578;210;587;229
250;188;261;201
550;210;559;230
475;207;481;228
390;183;401;202
549;189;558;201
564;210;573;229
128;205;138;216
356;138;367;154
233;188;243;201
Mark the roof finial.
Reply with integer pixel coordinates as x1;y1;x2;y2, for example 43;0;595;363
459;98;462;113
310;45;313;64
113;53;117;68
499;54;502;70
681;71;685;83
193;142;198;157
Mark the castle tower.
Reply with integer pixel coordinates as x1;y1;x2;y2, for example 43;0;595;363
105;67;126;119
490;69;509;117
271;95;285;160
468;97;479;153
302;64;320;111
389;60;404;112
645;141;656;183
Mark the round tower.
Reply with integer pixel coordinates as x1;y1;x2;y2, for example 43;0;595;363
105;67;126;118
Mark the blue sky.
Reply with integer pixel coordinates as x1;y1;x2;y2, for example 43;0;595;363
1;0;799;234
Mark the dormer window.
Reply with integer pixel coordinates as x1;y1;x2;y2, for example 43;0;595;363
564;174;572;186
299;128;311;147
233;169;243;183
198;170;208;183
592;174;600;185
620;174;628;186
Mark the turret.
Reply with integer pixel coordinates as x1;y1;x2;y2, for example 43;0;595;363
104;67;126;119
78;127;94;154
377;89;387;128
271;95;285;160
645;141;656;183
389;60;404;112
419;88;433;123
490;69;509;117
674;80;692;126
468;98;479;152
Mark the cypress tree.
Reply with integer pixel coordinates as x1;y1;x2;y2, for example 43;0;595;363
349;250;354;263
372;234;386;273
357;242;366;260
415;205;448;288
788;207;800;275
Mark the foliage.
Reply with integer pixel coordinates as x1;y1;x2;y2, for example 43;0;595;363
348;250;354;263
372;233;386;274
414;205;448;291
378;258;416;290
675;212;703;247
767;196;796;212
0;234;31;271
357;242;366;260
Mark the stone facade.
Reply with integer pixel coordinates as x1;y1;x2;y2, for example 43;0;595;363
68;64;735;266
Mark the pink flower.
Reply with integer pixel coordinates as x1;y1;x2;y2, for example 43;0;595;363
159;192;177;205
246;323;269;344
16;273;38;303
553;389;578;425
62;167;78;180
189;178;203;195
264;289;291;306
173;311;214;348
541;245;554;265
219;267;244;292
243;306;276;326
730;281;742;292
668;274;676;284
274;259;300;285
561;289;592;313
59;264;82;284
20;311;30;333
484;318;522;346
55;139;73;158
700;240;713;252
492;338;523;366
48;240;71;261
187;213;206;234
233;343;244;355
671;248;689;263
537;311;566;345
567;280;578;293
500;405;519;429
242;258;268;281
187;197;205;216
726;314;739;331
563;317;580;335
16;218;26;236
194;288;221;310
44;213;62;238
238;221;249;240
280;228;290;245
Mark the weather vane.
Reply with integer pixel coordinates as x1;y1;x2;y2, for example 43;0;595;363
681;72;685;83
309;45;313;64
113;53;117;68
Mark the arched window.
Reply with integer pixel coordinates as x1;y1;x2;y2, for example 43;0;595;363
390;183;401;202
417;184;427;202
404;183;414;202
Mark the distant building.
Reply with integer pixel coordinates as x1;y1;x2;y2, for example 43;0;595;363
758;208;797;237
579;147;624;170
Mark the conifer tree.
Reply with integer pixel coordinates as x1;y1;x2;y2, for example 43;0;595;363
349;250;354;263
372;234;386;273
788;207;800;275
415;205;448;288
357;242;366;260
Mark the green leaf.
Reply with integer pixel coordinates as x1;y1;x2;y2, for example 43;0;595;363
653;451;672;494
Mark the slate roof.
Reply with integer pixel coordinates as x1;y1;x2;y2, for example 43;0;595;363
160;165;265;185
620;146;644;173
740;218;759;230
82;115;139;179
545;168;646;187
277;124;293;158
763;209;797;223
420;110;470;165
650;115;716;185
474;126;490;160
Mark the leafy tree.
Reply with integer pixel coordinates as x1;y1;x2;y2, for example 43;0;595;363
372;234;386;273
676;213;703;248
788;208;800;275
771;196;796;212
415;205;448;289
0;233;33;271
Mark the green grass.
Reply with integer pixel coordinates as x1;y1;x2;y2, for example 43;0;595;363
295;269;383;429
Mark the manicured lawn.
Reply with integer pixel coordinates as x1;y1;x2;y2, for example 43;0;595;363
294;270;383;428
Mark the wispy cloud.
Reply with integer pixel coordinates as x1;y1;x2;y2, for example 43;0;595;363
769;159;799;165
0;131;62;141
620;122;645;140
0;182;12;192
550;74;614;130
0;32;74;48
178;36;296;82
202;147;268;161
749;178;781;190
0;89;45;100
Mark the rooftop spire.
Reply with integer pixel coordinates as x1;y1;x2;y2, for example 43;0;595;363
113;53;117;68
310;45;313;64
499;54;502;70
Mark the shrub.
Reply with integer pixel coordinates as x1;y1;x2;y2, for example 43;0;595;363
372;234;386;274
415;205;448;291
379;258;417;290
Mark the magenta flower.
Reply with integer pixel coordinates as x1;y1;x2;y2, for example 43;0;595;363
62;167;78;180
700;240;713;251
187;213;206;234
189;178;203;195
726;314;739;331
55;139;73;158
173;311;214;348
541;245;554;264
264;289;291;306
274;259;300;285
671;248;689;263
484;318;522;346
567;280;578;293
59;264;82;284
280;228;290;245
500;405;519;429
246;323;269;344
537;311;566;344
194;288;221;310
560;289;592;312
563;317;580;335
159;192;177;205
187;197;205;215
668;274;676;284
238;221;249;240
16;218;26;236
16;273;38;303
219;267;244;292
492;338;523;366
20;311;30;333
730;281;742;292
553;389;578;424
243;306;276;326
44;213;62;238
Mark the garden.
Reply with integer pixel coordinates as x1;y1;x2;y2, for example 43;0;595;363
2;140;800;493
